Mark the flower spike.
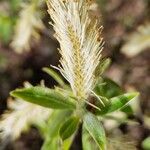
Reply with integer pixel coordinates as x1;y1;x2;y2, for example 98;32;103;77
47;0;103;100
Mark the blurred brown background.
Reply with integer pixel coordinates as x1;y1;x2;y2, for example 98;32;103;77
0;0;150;149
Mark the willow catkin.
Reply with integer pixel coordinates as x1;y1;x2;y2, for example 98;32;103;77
47;0;103;100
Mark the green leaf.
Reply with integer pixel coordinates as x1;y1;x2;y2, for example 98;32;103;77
94;78;123;98
82;128;99;150
82;131;93;150
41;110;71;150
42;136;59;150
95;93;138;115
121;105;134;115
83;113;106;150
142;137;150;150
94;78;134;115
62;138;73;150
43;67;65;87
59;116;80;141
10;87;76;109
47;110;71;137
107;92;139;113
94;95;111;115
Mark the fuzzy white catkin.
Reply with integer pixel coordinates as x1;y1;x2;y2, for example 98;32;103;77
47;0;103;100
11;2;44;53
0;99;51;139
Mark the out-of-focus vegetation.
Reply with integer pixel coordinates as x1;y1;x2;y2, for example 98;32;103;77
121;24;150;57
0;0;18;43
142;137;150;150
0;0;149;149
0;0;44;53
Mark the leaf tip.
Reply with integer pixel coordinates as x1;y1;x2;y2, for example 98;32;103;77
42;67;47;72
10;90;18;97
130;92;139;98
